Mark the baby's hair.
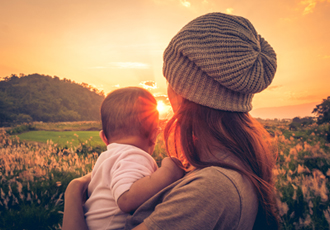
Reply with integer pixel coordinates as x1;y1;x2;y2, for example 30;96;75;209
101;87;159;142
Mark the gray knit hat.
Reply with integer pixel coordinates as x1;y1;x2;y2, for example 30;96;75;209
163;12;277;112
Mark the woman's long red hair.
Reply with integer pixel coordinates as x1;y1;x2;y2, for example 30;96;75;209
164;99;279;229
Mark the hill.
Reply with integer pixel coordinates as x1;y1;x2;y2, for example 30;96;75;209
0;74;104;126
250;102;319;119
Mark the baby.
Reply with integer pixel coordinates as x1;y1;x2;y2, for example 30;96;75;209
84;87;184;230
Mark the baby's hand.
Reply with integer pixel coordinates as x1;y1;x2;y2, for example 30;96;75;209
161;157;185;181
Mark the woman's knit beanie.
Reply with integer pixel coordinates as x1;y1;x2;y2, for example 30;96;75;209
163;12;277;112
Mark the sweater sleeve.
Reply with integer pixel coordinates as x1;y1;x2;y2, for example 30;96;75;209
143;168;242;230
110;149;158;203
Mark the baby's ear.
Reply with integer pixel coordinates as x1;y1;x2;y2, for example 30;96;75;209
149;127;160;146
99;130;109;145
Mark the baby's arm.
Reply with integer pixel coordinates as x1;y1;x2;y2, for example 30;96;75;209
117;157;184;213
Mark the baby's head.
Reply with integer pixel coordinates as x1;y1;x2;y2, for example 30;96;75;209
100;87;159;144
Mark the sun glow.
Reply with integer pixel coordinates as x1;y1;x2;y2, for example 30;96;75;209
157;100;166;114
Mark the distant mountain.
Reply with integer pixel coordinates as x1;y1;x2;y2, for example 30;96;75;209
250;102;320;119
0;74;104;126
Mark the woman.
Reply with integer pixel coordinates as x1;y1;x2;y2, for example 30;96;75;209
63;12;279;230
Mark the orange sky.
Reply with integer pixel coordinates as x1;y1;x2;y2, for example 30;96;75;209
0;0;329;117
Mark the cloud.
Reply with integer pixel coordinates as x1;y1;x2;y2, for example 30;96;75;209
88;66;107;69
301;0;317;15
140;80;158;89
180;0;191;7
225;8;234;14
152;0;175;5
88;62;150;70
284;90;322;102
155;95;169;101
108;62;150;69
279;17;296;23
301;0;330;15
152;0;191;7
267;85;283;91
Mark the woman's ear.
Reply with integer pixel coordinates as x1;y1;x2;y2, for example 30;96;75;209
167;84;183;113
99;130;109;145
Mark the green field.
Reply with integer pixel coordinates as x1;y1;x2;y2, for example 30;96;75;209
17;130;103;147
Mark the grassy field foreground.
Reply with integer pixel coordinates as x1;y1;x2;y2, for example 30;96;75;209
18;130;103;147
1;120;330;229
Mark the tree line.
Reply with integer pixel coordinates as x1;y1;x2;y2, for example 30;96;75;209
1;73;329;128
0;74;105;126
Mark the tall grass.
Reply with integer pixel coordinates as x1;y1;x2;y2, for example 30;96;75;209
273;122;330;229
1;121;330;229
0;130;98;230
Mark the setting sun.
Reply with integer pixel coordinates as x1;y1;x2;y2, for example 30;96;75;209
157;100;166;114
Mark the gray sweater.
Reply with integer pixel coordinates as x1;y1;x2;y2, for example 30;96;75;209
125;166;258;230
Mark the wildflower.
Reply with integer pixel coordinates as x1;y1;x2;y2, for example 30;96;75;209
286;174;292;182
301;172;328;202
285;155;291;163
304;142;312;152
12;194;19;205
19;192;24;200
26;193;32;201
324;207;330;226
297;164;310;174
308;200;313;215
292;189;297;200
299;214;312;227
3;197;8;209
276;197;289;216
0;188;5;199
55;193;63;206
289;211;295;218
313;169;325;180
295;143;303;152
56;181;62;187
8;184;12;197
289;148;297;156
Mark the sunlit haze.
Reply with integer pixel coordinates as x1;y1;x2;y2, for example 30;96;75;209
157;101;166;114
1;0;329;119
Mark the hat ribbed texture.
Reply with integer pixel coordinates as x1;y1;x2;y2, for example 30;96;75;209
163;12;277;112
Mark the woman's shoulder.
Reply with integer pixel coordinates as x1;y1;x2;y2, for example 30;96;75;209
185;166;248;187
189;166;256;197
175;166;245;202
173;166;258;228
